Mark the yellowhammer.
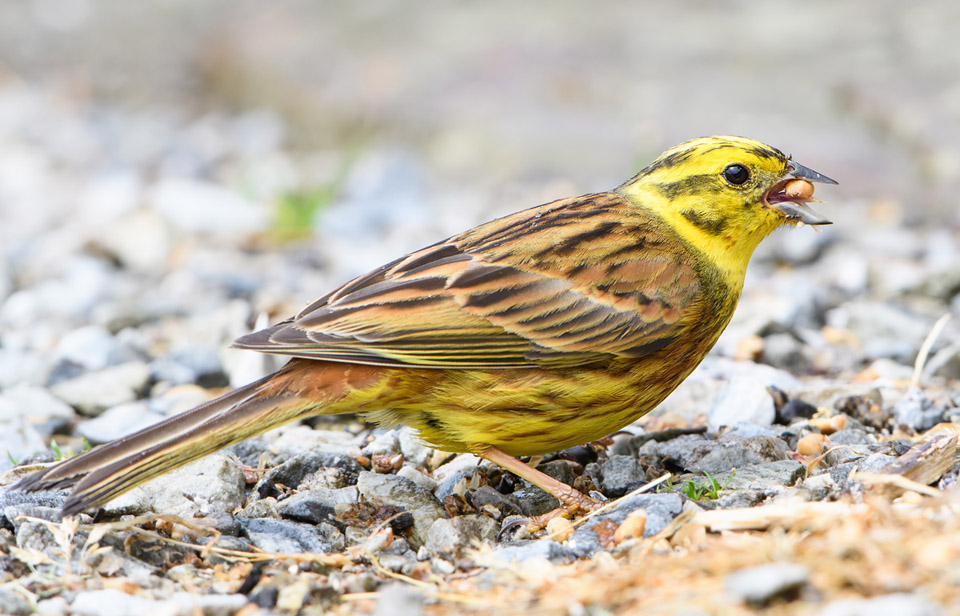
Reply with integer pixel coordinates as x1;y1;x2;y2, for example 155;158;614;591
19;135;836;517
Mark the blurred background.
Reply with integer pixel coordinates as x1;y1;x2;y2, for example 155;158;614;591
1;1;960;463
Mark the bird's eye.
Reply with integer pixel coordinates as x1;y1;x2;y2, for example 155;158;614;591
722;164;750;186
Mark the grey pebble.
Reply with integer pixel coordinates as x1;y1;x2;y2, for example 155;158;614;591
372;582;426;616
70;589;248;616
102;454;245;517
398;427;432;467
240;517;344;554
894;388;945;432
689;435;789;474
761;332;813;373
0;384;74;437
50;325;124;373
425;515;498;558
0;419;48;473
638;433;716;472
494;538;576;563
0;349;47;388
49;361;151;416
256;450;361;498
820;593;944;616
356;471;445;547
278;486;359;525
564;493;683;558
150;345;226;387
711;489;767;509
599;454;648;497
364;429;401;456
709;460;805;490
432;454;483;502
396;466;439;492
708;375;777;431
148;177;268;233
826;301;934;364
75;401;164;445
829;428;876;445
510;485;560;517
726;562;809;606
0;587;32;616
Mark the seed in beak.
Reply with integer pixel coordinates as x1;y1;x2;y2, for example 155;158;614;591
784;179;815;200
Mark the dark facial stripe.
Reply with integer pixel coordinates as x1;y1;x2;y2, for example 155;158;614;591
654;174;721;199
681;208;728;235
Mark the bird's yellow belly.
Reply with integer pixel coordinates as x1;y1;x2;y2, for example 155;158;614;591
356;353;703;457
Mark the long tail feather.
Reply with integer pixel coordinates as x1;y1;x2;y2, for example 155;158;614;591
15;358;378;515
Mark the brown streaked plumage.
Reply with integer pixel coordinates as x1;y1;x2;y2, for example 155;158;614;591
17;136;836;518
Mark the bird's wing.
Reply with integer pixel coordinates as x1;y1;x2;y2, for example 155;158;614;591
234;193;703;368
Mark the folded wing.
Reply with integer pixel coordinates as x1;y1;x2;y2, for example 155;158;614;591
234;193;702;369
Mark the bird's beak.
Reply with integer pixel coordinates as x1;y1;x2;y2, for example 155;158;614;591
765;161;838;225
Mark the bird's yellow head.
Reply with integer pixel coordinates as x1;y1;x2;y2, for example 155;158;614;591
617;135;836;280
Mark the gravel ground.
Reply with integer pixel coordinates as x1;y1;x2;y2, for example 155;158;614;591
1;2;960;615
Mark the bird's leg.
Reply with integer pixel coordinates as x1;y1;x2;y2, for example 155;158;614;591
477;446;602;530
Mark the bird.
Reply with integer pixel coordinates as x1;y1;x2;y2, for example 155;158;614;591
17;135;837;518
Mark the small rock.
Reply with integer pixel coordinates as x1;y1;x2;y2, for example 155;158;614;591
826;301;934;363
0;491;67;524
240;518;344;554
689;435;789;474
726;562;809;606
425;515;498;558
97;208;172;273
0;385;75;437
364;430;401;456
638;433;717;472
820;593;944;616
464;485;522;518
710;460;805;490
150;346;227;388
510;485;561;517
895;388;945;432
256;450;361;498
49;361;151;416
75;401;164;445
564;493;683;558
398;427;432;467
761;333;812;372
712;489;767;509
373;582;426;616
278;486;358;525
599;455;647;497
0;419;48;473
356;471;445;547
0;587;32;616
103;454;245;517
396;466;439;492
831;391;885;426
237;497;281;519
149;177;268;233
494;540;574;563
50;325;124;373
709;375;777;431
0;349;47;388
433;454;482;502
829;429;874;445
70;589;248;616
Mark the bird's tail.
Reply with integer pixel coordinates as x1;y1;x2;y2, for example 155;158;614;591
16;359;386;515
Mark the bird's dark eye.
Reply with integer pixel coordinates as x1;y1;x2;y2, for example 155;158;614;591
722;164;750;186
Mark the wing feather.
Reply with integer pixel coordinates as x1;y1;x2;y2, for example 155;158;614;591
233;192;703;368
